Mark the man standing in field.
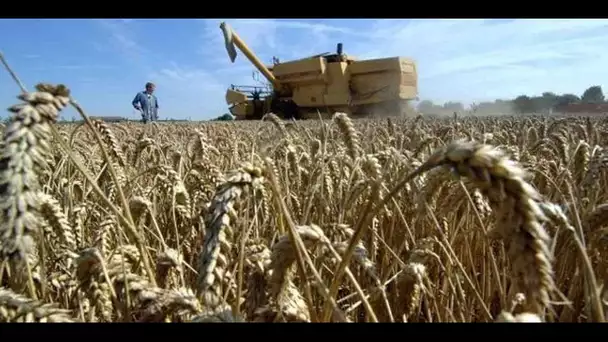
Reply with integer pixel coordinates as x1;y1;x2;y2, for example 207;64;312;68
132;82;159;123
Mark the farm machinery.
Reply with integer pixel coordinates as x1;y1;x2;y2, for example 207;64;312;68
219;21;419;120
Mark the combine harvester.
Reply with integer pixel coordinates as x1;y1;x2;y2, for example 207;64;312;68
220;21;419;120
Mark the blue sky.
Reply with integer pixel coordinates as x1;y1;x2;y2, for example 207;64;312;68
1;18;608;121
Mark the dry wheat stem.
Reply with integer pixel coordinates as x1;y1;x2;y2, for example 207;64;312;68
263;157;347;322
69;101;157;287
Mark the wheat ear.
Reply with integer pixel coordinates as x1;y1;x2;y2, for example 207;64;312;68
197;163;264;310
416;140;555;317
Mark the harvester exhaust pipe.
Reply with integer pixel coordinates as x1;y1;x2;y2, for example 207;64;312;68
219;21;281;90
337;43;343;55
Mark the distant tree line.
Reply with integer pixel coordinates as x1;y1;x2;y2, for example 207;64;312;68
213;113;235;121
416;85;606;116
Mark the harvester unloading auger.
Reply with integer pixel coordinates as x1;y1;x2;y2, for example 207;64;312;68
220;21;419;120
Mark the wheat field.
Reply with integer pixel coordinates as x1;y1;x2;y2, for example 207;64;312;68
0;82;607;323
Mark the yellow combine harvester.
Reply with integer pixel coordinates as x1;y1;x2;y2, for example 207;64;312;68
220;21;419;120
